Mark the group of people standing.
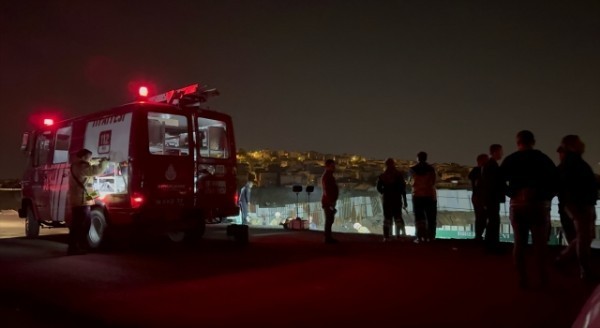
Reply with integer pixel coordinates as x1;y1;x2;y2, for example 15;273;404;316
321;153;439;245
320;130;598;287
469;130;598;286
374;152;438;243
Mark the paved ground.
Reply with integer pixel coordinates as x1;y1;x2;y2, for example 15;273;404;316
0;210;65;239
0;212;598;328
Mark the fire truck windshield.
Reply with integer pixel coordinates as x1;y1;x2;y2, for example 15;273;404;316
148;112;190;156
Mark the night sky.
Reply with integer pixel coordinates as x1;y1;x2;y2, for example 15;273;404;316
1;1;599;179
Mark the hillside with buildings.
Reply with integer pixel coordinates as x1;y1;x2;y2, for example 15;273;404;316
236;149;472;191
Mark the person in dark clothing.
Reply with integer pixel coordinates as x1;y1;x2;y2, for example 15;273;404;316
557;204;577;259
238;180;254;225
321;159;339;244
468;154;489;241
481;144;505;253
410;152;437;243
555;147;577;263
377;158;408;241
555;135;598;281
501;130;558;288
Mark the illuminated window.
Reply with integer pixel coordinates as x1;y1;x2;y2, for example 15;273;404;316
148;112;190;156
198;118;229;159
53;126;72;164
33;132;51;167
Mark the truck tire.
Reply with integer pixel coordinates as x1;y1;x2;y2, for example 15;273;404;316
25;206;40;238
88;209;107;249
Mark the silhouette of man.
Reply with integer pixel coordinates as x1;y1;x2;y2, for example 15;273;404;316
239;180;254;225
481;144;505;253
468;153;489;241
555;145;577;264
501;130;558;288
321;159;339;244
377;158;408;241
410;152;437;243
556;135;598;281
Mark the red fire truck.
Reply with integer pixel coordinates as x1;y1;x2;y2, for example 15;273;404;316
18;84;239;248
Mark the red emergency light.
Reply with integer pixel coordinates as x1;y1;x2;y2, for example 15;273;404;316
138;86;149;97
43;118;54;126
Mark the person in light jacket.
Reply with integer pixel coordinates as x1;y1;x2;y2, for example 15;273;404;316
68;148;108;255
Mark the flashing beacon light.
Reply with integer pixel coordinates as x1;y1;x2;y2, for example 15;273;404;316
138;86;149;98
43;118;54;126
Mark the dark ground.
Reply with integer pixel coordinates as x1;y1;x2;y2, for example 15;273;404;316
0;223;598;328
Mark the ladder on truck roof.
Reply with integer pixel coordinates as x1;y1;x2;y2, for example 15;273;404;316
147;84;220;108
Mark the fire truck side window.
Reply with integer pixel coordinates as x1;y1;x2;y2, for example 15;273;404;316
147;112;190;156
33;133;52;167
53;126;72;164
198;118;229;159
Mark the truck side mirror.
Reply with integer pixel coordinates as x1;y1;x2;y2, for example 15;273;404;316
20;132;30;151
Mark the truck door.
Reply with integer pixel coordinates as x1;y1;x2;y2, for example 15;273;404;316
194;115;238;219
50;126;72;222
31;131;53;220
144;111;195;212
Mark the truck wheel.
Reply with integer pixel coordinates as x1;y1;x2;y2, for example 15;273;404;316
88;209;107;249
25;206;40;238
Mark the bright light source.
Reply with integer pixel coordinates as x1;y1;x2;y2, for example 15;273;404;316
43;119;54;126
138;86;149;97
131;192;145;208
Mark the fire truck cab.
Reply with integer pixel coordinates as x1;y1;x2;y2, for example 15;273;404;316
19;84;239;248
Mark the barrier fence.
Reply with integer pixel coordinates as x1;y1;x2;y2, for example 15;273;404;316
247;189;600;244
252;189;599;222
